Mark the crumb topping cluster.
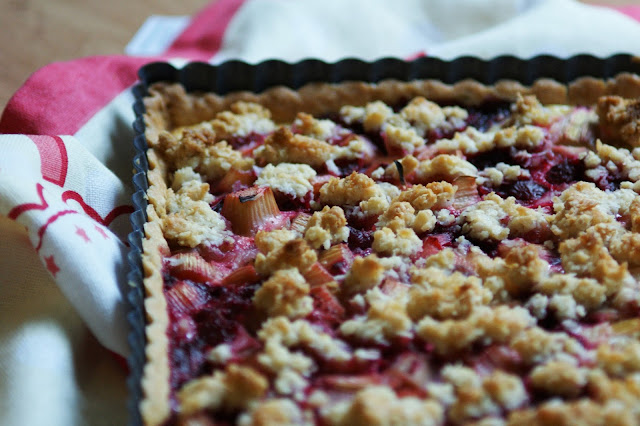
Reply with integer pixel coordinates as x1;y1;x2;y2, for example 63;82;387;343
146;90;640;425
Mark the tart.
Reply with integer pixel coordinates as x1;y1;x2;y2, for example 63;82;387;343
138;68;640;425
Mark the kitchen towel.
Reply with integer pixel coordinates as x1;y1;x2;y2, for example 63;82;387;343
1;0;640;424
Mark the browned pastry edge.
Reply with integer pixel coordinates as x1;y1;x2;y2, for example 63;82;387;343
142;73;640;132
138;73;640;426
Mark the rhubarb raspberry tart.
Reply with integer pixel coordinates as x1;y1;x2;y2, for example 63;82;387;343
132;58;640;425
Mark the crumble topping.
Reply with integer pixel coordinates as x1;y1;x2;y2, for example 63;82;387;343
529;360;588;398
373;226;422;256
253;268;313;319
258;317;351;362
177;364;268;416
254;127;367;168
340;286;412;344
293;112;338;141
162;178;230;248
304;206;349;250
597;96;640;148
442;366;527;423
254;238;318;276
144;86;640;426
238;398;310;426
408;267;491;320
509;94;570;126
325;386;443;426
415;154;478;182
155;128;254;181
210;101;276;140
255;163;316;198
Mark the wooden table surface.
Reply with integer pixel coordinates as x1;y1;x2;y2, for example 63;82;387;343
0;0;209;112
0;0;632;115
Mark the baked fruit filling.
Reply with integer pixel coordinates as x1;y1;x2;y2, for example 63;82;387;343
144;87;640;425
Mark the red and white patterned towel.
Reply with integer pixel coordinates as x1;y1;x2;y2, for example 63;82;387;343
1;0;640;423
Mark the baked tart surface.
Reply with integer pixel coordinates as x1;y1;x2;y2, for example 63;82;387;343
139;73;640;425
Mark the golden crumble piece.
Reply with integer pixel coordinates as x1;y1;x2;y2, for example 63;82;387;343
382;155;420;181
304;206;349;250
497;194;550;238
257;340;312;397
510;327;583;365
423;248;457;271
238;399;308;426
559;230;634;301
550;182;621;240
443;366;526;423
475;243;553;303
536;273;606;311
510;94;570;126
494;125;545;151
629;197;640;232
399;97;446;131
395;181;457;210
529;361;588;398
162;180;230;248
253;268;313;319
170;166;207;194
340;100;394;132
258;338;314;378
415;154;478;182
223;364;270;410
328;386;443;426
343;254;386;296
318;172;381;206
258;317;351;362
587;140;640;183
293;112;337;141
210;101;276;141
506;398;619;426
433;127;496;155
375;201;436;234
459;196;509;241
340;286;412;344
254;238;318;277
597;95;640;148
416;305;535;354
408;267;491;321
502;244;551;298
400;96;468;134
256;126;370;169
177;364;268;416
596;340;640;377
177;372;225;416
255;163;317;199
255;127;340;168
606;227;640;268
254;228;297;254
383;123;425;154
156;128;254;181
588;369;640;410
372;226;422;257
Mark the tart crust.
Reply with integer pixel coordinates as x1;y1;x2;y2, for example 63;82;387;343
139;72;640;425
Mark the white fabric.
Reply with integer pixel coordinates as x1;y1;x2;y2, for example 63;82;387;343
213;0;640;63
2;1;640;425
